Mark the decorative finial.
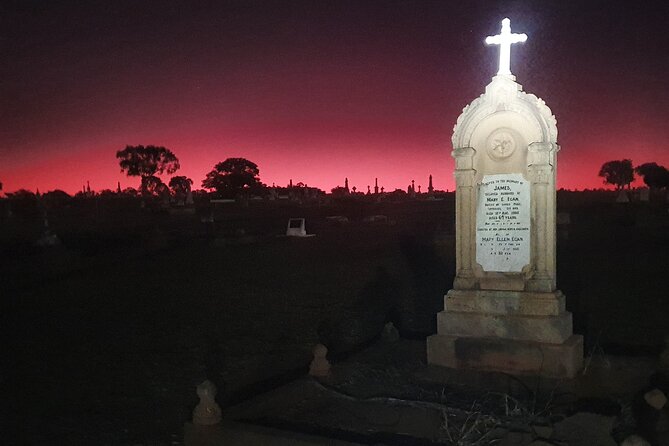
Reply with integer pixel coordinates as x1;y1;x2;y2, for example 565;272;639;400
309;344;331;377
192;380;222;425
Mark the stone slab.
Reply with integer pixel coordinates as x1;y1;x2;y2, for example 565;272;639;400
445;289;566;316
211;340;646;446
426;333;583;378
436;310;573;344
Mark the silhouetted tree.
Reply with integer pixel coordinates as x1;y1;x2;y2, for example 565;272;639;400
121;187;139;197
169;176;193;196
73;190;94;199
330;186;349;197
6;189;37;199
201;158;262;198
635;162;669;189
191;189;209;200
98;189;117;199
116;145;179;194
598;159;634;190
142;175;168;197
42;190;71;207
5;189;39;217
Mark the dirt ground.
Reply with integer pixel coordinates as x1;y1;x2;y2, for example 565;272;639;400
2;196;668;444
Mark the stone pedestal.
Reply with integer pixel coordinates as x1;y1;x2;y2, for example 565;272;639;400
427;290;583;378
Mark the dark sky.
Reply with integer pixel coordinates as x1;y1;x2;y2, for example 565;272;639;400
2;0;668;193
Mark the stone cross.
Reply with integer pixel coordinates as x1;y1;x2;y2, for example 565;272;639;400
485;18;527;76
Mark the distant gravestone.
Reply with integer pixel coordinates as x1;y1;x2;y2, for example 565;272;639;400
35;230;60;247
35;216;60;247
286;218;307;237
285;218;315;237
639;188;650;202
427;18;582;378
616;190;630;203
363;215;388;224
557;211;571;240
326;215;349;224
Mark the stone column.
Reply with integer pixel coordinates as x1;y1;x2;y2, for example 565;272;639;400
527;142;558;292
452;147;477;289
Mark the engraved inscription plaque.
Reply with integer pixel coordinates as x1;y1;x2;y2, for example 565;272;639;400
475;173;530;272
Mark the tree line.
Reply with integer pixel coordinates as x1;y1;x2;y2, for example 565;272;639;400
116;145;263;199
598;160;669;191
3;147;669;199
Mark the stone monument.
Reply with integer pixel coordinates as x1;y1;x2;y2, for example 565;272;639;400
427;18;583;378
309;343;331;377
192;380;222;425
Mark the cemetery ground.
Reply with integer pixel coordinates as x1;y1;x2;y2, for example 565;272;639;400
2;193;669;445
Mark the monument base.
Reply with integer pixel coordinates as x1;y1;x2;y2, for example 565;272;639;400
427;333;583;379
427;290;584;378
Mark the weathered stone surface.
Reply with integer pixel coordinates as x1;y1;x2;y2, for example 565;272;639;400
445;289;566;316
427;334;583;378
552;412;616;446
437;310;573;344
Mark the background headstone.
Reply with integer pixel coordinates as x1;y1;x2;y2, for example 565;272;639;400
286;218;307;237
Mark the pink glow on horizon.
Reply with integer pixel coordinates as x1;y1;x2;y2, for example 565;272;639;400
1;134;662;195
2;88;666;194
2;3;667;195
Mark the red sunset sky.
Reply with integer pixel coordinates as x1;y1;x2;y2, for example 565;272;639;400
1;1;668;194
